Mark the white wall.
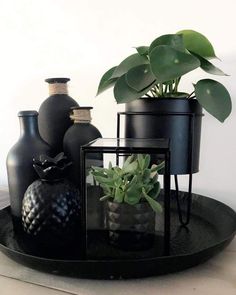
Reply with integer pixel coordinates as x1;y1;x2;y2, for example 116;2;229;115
0;0;235;209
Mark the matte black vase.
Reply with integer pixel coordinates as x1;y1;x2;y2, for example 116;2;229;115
107;201;155;250
63;107;102;187
38;78;79;154
125;98;203;175
6;111;51;229
63;107;103;229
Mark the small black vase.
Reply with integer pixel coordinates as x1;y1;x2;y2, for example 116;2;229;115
63;106;102;187
107;201;155;250
6;111;51;228
38;78;79;154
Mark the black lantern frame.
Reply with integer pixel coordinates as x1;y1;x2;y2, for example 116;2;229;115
80;138;171;259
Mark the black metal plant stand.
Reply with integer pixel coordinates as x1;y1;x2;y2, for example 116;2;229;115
117;111;196;227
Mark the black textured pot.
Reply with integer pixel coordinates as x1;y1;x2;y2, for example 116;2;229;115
38;78;79;154
63;107;102;187
21;153;81;258
125;98;203;175
107;200;155;250
6;111;51;229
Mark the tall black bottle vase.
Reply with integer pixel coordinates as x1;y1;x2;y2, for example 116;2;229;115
6;111;52;230
38;78;79;154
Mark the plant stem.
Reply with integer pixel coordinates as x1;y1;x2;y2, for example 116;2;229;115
174;78;180;92
187;91;195;99
151;89;156;97
144;93;152;98
159;83;163;96
164;84;168;93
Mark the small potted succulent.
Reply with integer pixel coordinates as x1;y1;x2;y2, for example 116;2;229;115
96;30;232;174
91;154;164;250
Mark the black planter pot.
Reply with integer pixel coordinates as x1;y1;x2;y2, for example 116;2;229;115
125;98;203;175
38;78;79;154
6;111;51;228
63;107;102;187
107;201;155;250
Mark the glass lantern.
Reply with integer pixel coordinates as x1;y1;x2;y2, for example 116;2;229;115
80;138;170;260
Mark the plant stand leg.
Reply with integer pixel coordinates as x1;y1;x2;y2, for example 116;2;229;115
174;174;192;226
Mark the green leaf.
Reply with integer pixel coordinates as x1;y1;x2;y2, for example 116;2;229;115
123;154;135;170
194;79;232;122
150;45;200;82
111;53;148;79
125;64;156;92
155;161;165;172
149;34;185;54
114;188;124;203
114;74;156;104
100;184;111;195
100;195;110;201
127;175;138;188
123;160;138;174
96;66;117;96
143;154;151;169
149;182;161;199
143;169;151;183
93;175;116;186
135;46;149;56
137;154;145;169
142;188;162;213
124;187;141;205
190;52;228;76
177;30;216;58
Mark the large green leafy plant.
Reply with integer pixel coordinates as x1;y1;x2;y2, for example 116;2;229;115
91;154;164;213
97;30;232;122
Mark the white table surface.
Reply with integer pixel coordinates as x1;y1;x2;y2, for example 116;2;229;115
0;189;236;295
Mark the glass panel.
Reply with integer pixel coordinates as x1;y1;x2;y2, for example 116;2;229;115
84;151;166;260
85;138;169;150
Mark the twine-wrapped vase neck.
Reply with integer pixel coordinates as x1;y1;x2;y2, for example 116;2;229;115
49;83;68;96
70;108;92;123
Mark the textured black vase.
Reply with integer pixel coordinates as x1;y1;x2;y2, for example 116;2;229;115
38;78;79;154
125;98;203;175
21;153;80;258
107;201;155;250
6;111;51;228
63;107;102;187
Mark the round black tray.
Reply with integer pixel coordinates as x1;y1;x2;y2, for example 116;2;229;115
0;192;235;279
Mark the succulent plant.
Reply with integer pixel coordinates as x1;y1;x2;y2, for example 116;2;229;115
91;154;164;213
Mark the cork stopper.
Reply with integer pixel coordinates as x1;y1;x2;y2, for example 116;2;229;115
70;107;92;123
45;78;70;96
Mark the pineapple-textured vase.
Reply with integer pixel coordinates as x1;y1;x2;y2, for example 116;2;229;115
6;111;51;229
22;153;81;256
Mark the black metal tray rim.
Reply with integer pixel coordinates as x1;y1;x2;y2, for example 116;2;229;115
0;234;235;265
1;193;235;264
